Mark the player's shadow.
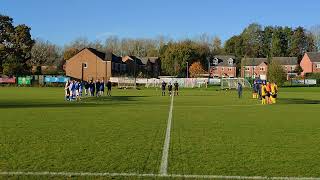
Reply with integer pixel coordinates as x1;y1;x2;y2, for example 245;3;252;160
280;98;320;105
0;96;147;109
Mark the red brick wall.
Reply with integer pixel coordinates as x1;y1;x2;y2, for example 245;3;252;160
312;63;320;73
242;63;268;79
282;65;297;73
300;54;313;76
65;49;109;81
211;66;236;78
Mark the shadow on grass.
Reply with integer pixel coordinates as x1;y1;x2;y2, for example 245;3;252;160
279;98;320;105
0;96;147;109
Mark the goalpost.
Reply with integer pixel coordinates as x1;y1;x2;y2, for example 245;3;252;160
118;77;136;89
221;78;251;89
145;78;161;88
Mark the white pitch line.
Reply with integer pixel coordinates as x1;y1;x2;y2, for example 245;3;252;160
1;171;320;180
173;104;262;108
159;92;174;175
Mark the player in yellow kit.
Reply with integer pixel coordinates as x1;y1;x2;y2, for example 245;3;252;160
261;82;267;105
270;82;278;104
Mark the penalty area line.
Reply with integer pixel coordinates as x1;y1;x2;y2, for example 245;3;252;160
1;171;320;180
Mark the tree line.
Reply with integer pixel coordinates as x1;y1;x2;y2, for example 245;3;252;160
1;14;320;77
225;23;316;61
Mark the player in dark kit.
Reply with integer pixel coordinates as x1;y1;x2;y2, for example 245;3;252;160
99;80;104;96
95;80;100;97
106;80;112;96
168;82;173;96
161;81;166;96
90;80;95;96
237;82;243;99
174;81;179;96
84;81;89;96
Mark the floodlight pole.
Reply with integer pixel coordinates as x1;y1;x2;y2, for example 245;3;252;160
186;61;189;78
81;63;84;81
95;55;97;81
134;57;137;88
134;47;139;89
207;56;210;83
252;57;254;83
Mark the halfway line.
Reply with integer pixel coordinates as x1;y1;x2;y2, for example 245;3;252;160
159;92;174;175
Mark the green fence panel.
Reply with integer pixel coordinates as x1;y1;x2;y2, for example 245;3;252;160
18;76;31;85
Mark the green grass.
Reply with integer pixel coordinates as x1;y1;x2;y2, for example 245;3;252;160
0;88;169;174
1;86;320;179
170;88;320;177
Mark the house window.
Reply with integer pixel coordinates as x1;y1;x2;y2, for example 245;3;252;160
317;64;320;69
245;67;250;71
260;67;264;71
221;67;224;71
228;68;232;71
228;58;233;65
83;63;88;68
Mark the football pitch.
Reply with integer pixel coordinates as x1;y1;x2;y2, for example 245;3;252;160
1;87;320;179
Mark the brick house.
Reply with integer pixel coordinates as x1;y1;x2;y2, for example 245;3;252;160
209;55;236;78
300;52;320;76
141;57;161;78
121;55;145;76
271;57;298;79
65;48;126;81
65;48;162;80
241;58;268;80
121;56;161;78
241;57;298;80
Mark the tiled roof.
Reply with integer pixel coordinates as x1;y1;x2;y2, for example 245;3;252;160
86;48;123;63
306;52;320;62
140;57;159;64
217;61;236;67
214;55;236;67
272;57;298;65
121;55;145;65
241;58;268;66
122;56;134;62
214;55;235;61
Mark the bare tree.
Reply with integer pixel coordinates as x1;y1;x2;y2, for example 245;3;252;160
90;39;104;52
310;25;320;52
30;39;62;66
65;37;90;50
212;36;223;55
197;33;212;46
105;35;121;55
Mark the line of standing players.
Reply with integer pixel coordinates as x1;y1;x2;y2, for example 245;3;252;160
161;81;179;96
252;80;278;104
64;79;112;101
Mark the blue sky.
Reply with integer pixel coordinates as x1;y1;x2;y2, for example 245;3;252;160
1;0;319;46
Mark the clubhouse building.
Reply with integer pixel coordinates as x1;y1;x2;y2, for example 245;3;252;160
64;48;160;81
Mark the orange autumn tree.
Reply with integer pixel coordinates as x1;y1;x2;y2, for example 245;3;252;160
189;61;206;77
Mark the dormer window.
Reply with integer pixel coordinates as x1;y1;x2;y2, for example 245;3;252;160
228;58;233;65
213;58;219;65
